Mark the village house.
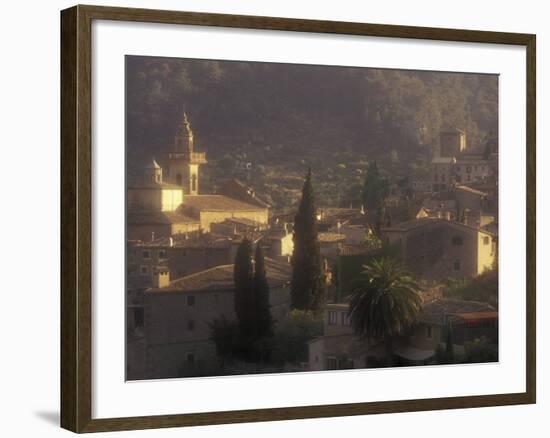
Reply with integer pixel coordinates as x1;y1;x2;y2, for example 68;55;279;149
308;303;383;371
307;297;497;371
396;298;497;365
381;217;496;282
139;257;292;379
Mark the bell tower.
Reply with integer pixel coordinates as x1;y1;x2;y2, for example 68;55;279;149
167;111;207;195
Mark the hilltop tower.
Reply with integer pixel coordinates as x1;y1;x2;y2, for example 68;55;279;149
167;112;207;195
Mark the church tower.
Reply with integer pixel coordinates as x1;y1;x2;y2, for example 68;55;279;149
144;159;162;183
167;111;207;195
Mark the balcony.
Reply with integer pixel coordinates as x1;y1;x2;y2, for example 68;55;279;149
167;151;207;164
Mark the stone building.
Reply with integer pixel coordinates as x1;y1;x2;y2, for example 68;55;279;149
381;218;496;282
179;195;268;232
127;113;269;239
308;302;383;371
140;257;292;379
397;298;497;365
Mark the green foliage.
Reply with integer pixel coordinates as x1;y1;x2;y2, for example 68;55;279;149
444;268;498;307
361;161;389;212
270;310;324;365
348;258;422;365
291;169;324;311
231;239;275;362
434;321;455;365
254;244;274;339
234;238;255;340
126;58;498;209
208;316;239;363
463;336;498;363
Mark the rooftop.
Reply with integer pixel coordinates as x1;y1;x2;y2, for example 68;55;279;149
133;232;232;249
146;257;291;294
420;298;496;325
127;211;199;226
128;180;184;190
318;232;347;243
381;217;493;236
455;185;488;197
181;195;266;212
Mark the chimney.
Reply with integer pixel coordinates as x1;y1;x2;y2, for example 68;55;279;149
153;267;170;288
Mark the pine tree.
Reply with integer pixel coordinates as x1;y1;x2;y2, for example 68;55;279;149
254;244;273;338
291;168;324;311
233;238;256;339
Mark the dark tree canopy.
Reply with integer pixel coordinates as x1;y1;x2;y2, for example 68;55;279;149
233;238;255;339
291;169;324;311
254;244;273;339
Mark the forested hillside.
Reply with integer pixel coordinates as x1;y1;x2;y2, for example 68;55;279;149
126;56;498;209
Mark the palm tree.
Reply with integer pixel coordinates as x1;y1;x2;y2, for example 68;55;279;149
348;258;422;366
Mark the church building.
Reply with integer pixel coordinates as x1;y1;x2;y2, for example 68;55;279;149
127;111;269;240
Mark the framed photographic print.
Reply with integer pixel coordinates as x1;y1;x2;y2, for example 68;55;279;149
60;4;536;433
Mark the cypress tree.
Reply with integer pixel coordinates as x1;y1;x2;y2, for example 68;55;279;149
291;168;323;311
254;244;273;338
233;238;255;339
445;320;455;364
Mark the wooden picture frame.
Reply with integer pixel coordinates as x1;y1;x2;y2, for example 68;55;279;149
61;4;536;433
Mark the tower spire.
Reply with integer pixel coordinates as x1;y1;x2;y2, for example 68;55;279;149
175;108;194;154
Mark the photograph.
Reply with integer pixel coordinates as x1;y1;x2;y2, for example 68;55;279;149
125;56;499;380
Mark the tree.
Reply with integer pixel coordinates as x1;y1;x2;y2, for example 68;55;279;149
254;244;273;339
348;258;422;366
291;168;324;311
234;238;256;340
361;161;389;233
444;320;455;363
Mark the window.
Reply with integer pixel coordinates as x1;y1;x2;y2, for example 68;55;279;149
327;357;338;370
140;265;149;276
187;295;195;307
328;311;338;326
187;320;195;331
142;250;151;260
456;166;461;172
452;236;463;246
186;353;195;363
483;236;490;245
466;166;472;173
466;174;471;182
453;260;461;271
158;250;166;260
426;325;433;339
341;312;351;327
441;173;446;182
